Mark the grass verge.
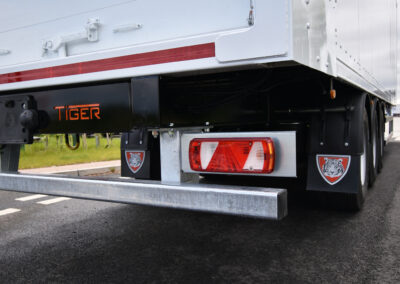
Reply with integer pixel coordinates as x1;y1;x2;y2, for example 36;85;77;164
19;135;120;169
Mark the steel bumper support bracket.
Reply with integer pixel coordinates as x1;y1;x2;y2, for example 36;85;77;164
0;173;287;220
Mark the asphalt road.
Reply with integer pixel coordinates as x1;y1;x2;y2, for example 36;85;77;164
1;136;400;283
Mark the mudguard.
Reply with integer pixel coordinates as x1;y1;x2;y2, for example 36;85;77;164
306;92;367;193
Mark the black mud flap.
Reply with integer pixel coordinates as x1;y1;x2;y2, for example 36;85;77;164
307;155;361;194
120;129;160;180
306;92;367;194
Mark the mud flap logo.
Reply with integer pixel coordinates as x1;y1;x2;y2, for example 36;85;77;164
316;155;351;185
125;151;145;174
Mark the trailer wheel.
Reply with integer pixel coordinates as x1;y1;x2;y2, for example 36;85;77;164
348;108;370;210
369;103;379;186
339;109;372;211
377;103;385;172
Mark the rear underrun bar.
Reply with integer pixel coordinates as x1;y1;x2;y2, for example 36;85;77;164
0;172;287;220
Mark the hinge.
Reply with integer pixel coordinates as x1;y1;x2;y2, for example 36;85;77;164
42;18;100;55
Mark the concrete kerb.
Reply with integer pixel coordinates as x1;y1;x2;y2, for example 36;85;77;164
20;160;121;177
55;166;121;177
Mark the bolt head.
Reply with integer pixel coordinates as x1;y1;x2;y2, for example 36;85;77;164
152;130;159;138
344;142;349;147
320;142;324;146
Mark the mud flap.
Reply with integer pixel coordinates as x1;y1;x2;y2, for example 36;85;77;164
121;129;160;180
306;92;367;194
307;155;361;194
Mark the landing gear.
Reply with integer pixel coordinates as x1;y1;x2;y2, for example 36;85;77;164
0;144;20;172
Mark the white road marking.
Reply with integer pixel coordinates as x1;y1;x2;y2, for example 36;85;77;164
0;208;21;216
15;194;48;201
37;197;71;205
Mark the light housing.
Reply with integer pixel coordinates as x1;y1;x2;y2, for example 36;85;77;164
189;138;275;174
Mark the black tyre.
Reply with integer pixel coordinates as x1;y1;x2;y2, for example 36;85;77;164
377;103;385;172
348;107;370;210
369;102;379;186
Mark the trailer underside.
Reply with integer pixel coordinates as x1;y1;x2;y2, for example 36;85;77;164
0;65;394;219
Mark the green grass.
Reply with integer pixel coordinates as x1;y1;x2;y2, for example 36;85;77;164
19;135;121;169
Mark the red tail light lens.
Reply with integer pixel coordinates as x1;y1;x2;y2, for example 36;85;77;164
189;138;275;174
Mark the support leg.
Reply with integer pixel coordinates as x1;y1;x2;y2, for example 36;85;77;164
0;144;20;172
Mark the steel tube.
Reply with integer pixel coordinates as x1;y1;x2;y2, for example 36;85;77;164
0;173;287;220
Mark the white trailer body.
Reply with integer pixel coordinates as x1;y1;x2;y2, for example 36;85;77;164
0;1;397;219
0;0;396;102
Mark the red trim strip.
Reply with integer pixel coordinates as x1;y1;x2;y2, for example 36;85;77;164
0;43;215;85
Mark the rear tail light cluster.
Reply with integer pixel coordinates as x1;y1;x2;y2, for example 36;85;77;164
189;138;275;174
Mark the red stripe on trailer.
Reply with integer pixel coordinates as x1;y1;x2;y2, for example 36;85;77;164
0;43;215;85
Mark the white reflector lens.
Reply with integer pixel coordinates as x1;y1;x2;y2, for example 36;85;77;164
200;142;219;169
243;141;265;171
